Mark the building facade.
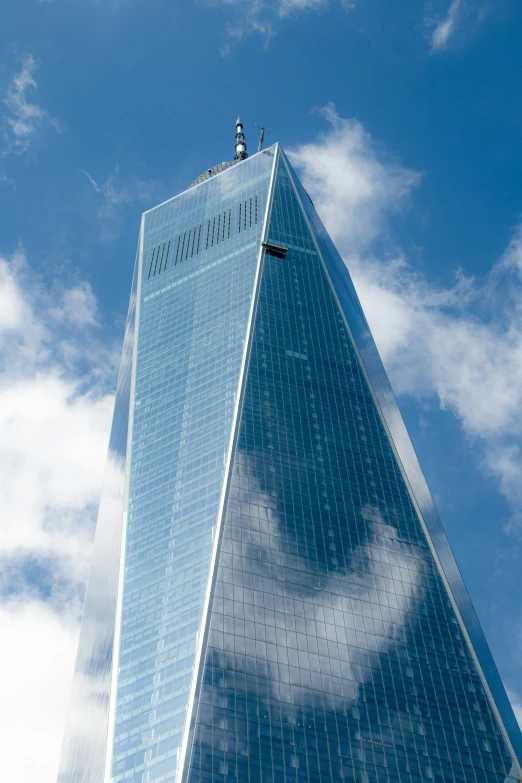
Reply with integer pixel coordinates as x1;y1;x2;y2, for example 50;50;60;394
57;126;522;783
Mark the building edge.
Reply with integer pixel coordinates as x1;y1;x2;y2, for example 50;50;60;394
56;236;141;783
175;145;281;783
103;216;146;782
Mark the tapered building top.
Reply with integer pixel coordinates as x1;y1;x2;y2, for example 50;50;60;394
57;129;522;783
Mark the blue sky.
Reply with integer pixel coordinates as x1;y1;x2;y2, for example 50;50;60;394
1;0;522;779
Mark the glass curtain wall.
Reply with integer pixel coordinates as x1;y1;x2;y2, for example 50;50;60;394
110;149;275;783
57;144;522;783
186;151;522;783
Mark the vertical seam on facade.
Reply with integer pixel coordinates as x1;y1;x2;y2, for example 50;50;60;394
103;216;145;783
148;247;156;279
153;244;162;277
280;151;522;778
175;147;280;783
160;243;166;274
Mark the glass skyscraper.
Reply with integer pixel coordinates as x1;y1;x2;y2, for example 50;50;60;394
58;121;522;783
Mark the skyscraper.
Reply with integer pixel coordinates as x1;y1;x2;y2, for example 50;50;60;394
58;120;522;783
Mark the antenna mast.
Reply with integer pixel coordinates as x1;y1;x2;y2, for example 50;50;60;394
255;123;272;152
234;117;248;160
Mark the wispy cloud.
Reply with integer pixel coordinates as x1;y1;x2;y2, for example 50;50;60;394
82;165;156;242
0;172;15;188
430;0;462;50
289;106;522;537
289;103;420;252
1;56;61;158
213;0;349;49
0;248;117;782
278;0;328;16
426;0;488;52
218;0;275;47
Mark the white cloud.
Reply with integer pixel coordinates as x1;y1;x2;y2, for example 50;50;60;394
289;105;522;536
0;598;79;782
82;166;155;242
0;249;116;782
350;253;522;439
289;103;420;252
430;0;462;50
0;373;112;570
1;55;61;158
427;0;487;52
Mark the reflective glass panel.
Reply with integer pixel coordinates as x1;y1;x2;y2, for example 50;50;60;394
286;151;522;770
187;152;520;783
110;150;275;783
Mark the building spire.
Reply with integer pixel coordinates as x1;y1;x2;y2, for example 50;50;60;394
234;116;248;161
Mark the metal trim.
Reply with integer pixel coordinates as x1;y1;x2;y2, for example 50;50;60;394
103;216;145;783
